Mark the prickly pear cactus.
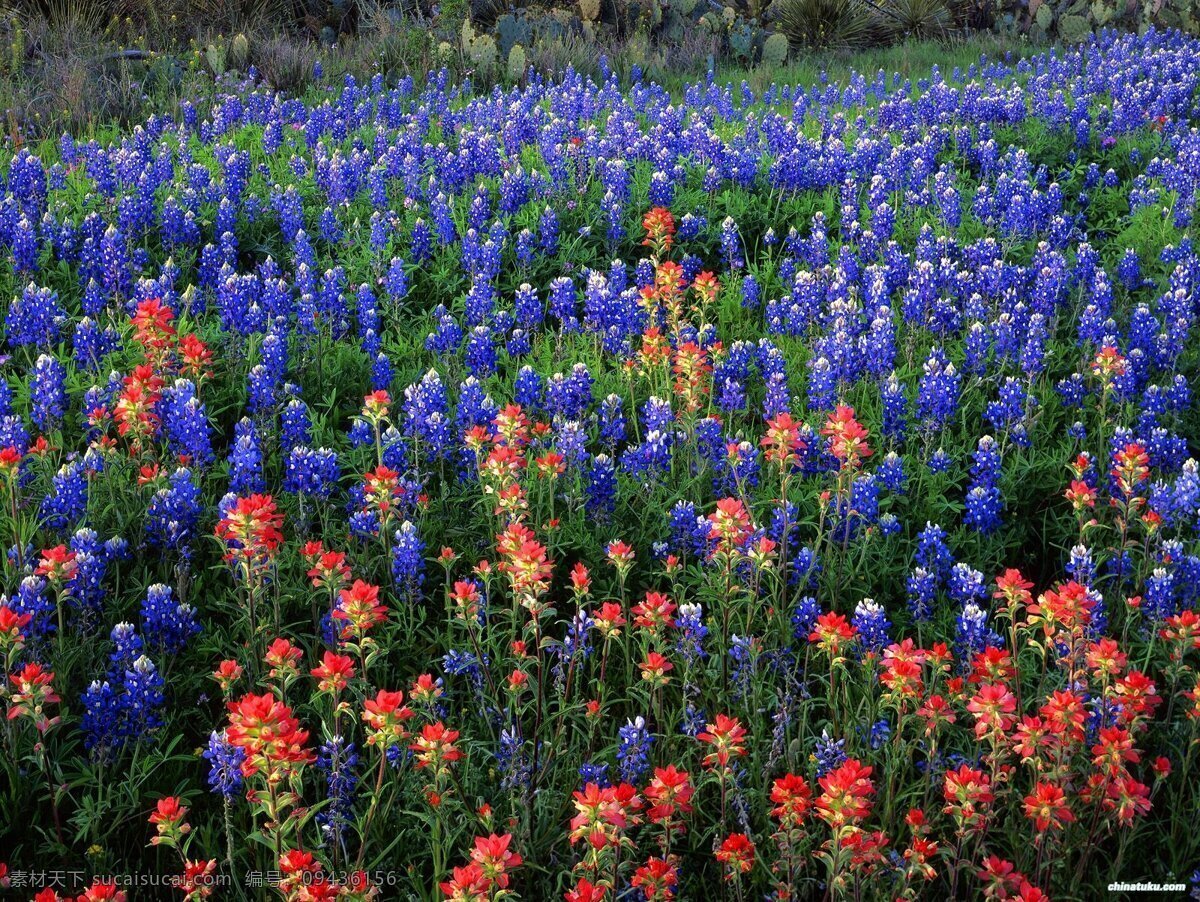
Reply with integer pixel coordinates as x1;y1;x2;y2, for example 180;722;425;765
1057;13;1091;41
204;42;227;76
761;31;788;66
461;20;498;73
1088;0;1115;25
579;0;601;23
507;43;527;81
496;13;533;58
1034;2;1053;30
229;33;250;71
729;21;755;61
470;34;498;71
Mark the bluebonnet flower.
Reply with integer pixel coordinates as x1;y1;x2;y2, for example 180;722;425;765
392;521;425;602
617;716;653;784
40;462;89;532
6;284;66;349
676;603;709;663
67;529;110;625
513;366;543;411
140;584;201;654
916;347;960;432
578;761;610;789
948;563;987;606
496;727;533;791
160;379;214;467
145;468;203;556
443;649;485;690
813;730;847;777
203;730;245;797
906;568;937;622
228;418;265;494
285;446;340;499
585;454;617;519
965;435;1003;534
30;355;67;430
5;576;55;637
955;602;1003;660
81;680;121;755
791;596;822;642
851;598;891;654
316;735;358;850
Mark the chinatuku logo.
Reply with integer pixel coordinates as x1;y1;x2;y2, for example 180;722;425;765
1107;881;1188;893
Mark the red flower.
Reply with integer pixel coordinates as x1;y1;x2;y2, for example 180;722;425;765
362;690;415;748
942;765;994;832
214;493;284;565
76;878;127;901
7;663;61;733
439;863;490;902
569;782;644;847
131;298;176;350
311;651;355;694
564;878;607;902
815;759;875;829
306;548;350;591
1103;775;1151;825
36;545;77;584
631;857;678;901
334;579;388;638
0;445;22;474
642;207;676;253
1040;689;1087;744
225;693;313;776
646;764;694;825
632;591;677;635
967;682;1017;742
410;721;463;772
821;405;871;468
639;651;674;687
715;833;756;878
0;605;32;651
770;772;812;828
1022;781;1074;832
210;659;243;694
179;333;212;378
469;833;522;888
178;859;218;900
147;795;187;825
809;611;857;659
706;497;754;552
760;412;807;467
977;855;1024;900
605;539;636;571
1161;610;1200;655
697;714;748;769
263;637;302;680
1110;442;1149;499
594;602;627;638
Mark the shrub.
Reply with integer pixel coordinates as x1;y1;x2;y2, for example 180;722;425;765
880;0;953;39
776;0;876;48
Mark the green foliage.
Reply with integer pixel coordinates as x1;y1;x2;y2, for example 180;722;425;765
776;0;875;49
1008;0;1195;42
881;0;952;40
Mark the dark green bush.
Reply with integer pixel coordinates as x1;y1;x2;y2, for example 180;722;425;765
776;0;876;49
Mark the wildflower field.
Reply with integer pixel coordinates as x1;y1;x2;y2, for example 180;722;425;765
3;24;1200;902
